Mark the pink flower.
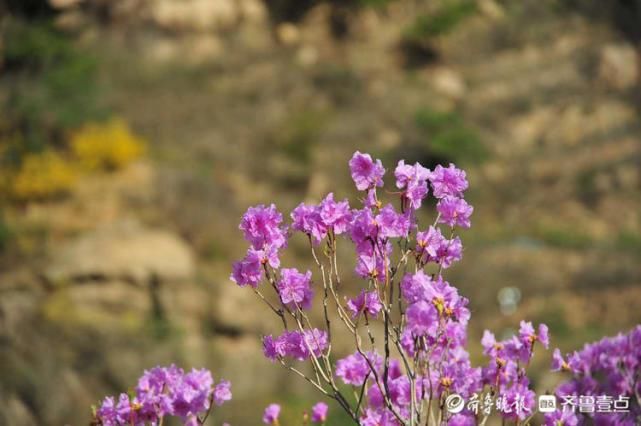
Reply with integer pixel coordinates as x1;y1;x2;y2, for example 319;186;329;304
262;404;281;424
311;402;328;423
349;151;385;191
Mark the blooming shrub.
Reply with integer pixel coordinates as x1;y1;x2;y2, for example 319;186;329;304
548;325;641;425
93;151;640;425
229;151;639;425
70;118;146;171
92;365;231;426
6;150;77;200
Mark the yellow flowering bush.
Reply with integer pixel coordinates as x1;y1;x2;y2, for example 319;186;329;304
70;119;146;171
9;150;77;200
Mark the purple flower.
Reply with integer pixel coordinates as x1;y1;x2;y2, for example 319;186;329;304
291;202;327;244
302;329;329;358
405;300;438;336
395;160;430;209
172;368;213;419
263;329;329;361
438;236;463;268
311;402;328;423
115;393;134;425
96;365;232;426
319;193;352;235
363;188;380;209
335;351;382;386
428;164;468;198
349;151;385;191
481;330;501;357
519;321;550;352
551;348;569;372
349;208;377;244
543;409;579;426
354;249;387;280
447;413;477;426
214;380;232;406
346;290;383;318
550;325;641;424
359;408;399;426
416;227;463;268
538;323;550;348
437;196;473;229
239;204;287;250
400;271;434;303
500;378;536;421
230;248;263;288
277;268;313;309
375;204;410;239
96;396;117;425
262;335;278;361
262;404;281;425
416;226;446;260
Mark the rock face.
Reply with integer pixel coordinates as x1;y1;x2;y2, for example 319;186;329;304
45;222;195;285
149;0;240;32
598;43;639;90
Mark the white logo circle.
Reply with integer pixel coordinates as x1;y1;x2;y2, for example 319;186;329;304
445;393;465;414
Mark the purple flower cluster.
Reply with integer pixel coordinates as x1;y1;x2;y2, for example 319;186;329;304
346;290;383;319
228;152;569;426
349;151;385;191
415;226;462;269
547;325;641;425
335;351;384;386
263;329;329;362
427;164;472;229
231;204;288;287
95;151;641;426
480;321;549;421
395;160;430;210
94;365;231;426
291;193;352;245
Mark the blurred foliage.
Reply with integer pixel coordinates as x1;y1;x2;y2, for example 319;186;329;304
266;109;330;191
356;0;396;8
533;224;593;249
1;20;106;146
0;18;143;202
274;110;327;164
404;0;477;41
414;107;486;164
0;213;13;254
615;230;641;255
71;119;146;171
312;65;361;104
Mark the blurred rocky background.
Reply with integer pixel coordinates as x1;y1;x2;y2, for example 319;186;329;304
0;0;640;424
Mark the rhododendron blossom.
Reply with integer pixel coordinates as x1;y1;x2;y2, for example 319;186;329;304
92;152;640;425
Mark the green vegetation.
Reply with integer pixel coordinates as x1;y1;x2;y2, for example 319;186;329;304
0;214;13;254
1;20;106;148
0;20;145;201
615;230;641;255
404;0;477;41
534;224;593;250
274;110;328;165
415;107;486;164
357;0;396;9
